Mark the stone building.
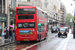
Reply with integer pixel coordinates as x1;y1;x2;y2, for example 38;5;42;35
60;3;66;26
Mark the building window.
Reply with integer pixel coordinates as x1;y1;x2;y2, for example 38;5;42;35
11;0;16;9
18;0;21;1
45;3;48;8
58;17;59;19
45;0;47;1
0;0;2;13
3;0;5;13
37;24;45;32
54;15;55;17
27;0;30;2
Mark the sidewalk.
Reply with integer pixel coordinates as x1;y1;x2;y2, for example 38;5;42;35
66;33;75;50
0;36;15;47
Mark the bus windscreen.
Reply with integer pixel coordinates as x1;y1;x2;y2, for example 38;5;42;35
17;8;35;14
18;15;34;19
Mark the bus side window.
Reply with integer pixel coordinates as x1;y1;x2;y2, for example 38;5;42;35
37;24;45;32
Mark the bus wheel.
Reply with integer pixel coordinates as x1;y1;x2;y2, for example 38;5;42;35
44;33;47;40
39;35;41;41
37;35;40;42
37;34;39;40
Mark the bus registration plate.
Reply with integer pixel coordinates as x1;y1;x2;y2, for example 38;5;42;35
24;39;29;41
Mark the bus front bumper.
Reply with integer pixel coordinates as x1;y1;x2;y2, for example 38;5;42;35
16;36;37;41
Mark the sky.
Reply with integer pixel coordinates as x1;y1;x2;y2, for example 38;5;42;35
61;0;74;15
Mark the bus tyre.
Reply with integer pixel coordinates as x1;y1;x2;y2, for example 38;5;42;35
39;35;41;41
44;33;47;40
37;35;40;42
37;35;41;42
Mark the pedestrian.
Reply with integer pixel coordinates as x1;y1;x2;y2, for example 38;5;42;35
4;28;9;39
51;26;52;30
7;26;9;31
13;28;16;41
9;27;13;41
14;32;16;40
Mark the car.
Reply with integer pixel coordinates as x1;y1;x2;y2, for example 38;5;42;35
51;27;58;33
64;27;69;32
58;27;68;37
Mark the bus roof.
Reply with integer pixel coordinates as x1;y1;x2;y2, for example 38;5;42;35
36;7;47;13
16;6;47;14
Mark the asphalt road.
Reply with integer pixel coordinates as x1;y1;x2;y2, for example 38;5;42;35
0;30;71;50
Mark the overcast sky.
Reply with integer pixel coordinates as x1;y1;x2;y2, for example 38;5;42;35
61;0;74;15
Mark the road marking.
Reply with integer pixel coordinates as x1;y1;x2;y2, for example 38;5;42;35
22;33;58;50
22;36;56;50
22;40;45;50
62;30;71;50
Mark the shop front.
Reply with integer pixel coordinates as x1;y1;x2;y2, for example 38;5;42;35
0;13;7;36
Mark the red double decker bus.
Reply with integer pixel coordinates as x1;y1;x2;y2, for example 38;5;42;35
16;6;48;41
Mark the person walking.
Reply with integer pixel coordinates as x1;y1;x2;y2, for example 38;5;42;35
4;28;9;39
51;26;52;30
9;27;13;42
13;29;16;39
7;26;9;31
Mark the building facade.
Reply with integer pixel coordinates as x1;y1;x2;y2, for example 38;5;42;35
18;0;61;28
0;0;7;36
2;0;61;34
18;0;42;8
5;0;18;30
41;0;61;28
60;3;66;26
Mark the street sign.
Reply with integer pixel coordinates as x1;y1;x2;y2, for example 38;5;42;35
0;17;6;22
70;18;72;22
